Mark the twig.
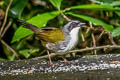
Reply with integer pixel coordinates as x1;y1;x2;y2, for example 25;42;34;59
69;45;120;53
61;12;71;21
0;0;13;36
1;20;12;37
89;22;97;55
86;27;90;34
82;25;101;32
0;0;19;59
107;32;116;45
91;33;97;54
38;45;120;59
1;40;19;59
98;31;104;40
0;0;18;59
82;25;116;45
80;30;85;42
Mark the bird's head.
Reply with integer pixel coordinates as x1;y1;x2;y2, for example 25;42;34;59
62;20;85;34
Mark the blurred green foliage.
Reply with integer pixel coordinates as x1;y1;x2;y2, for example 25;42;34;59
4;0;29;18
1;0;120;60
66;12;113;32
11;11;61;43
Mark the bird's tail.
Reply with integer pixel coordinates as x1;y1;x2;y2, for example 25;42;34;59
17;19;41;33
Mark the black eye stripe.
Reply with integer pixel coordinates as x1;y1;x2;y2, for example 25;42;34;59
72;23;76;26
67;22;79;31
71;22;79;27
68;25;74;31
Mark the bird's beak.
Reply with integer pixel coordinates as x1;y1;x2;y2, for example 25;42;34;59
78;22;86;27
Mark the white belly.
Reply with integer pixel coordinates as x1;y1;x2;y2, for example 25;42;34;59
60;27;80;52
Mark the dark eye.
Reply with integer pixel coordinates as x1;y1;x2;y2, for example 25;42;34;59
71;22;78;27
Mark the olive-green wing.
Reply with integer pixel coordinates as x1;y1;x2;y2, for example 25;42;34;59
17;20;65;44
36;28;65;44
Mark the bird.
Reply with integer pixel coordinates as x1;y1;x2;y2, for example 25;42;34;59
17;19;85;64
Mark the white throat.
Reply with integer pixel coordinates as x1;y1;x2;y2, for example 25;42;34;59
62;27;80;52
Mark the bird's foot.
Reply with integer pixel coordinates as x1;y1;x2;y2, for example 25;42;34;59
60;58;71;63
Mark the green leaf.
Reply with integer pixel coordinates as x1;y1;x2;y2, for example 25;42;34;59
112;27;120;37
49;0;63;10
19;49;39;58
67;4;120;11
8;54;16;61
111;1;120;6
90;0;113;5
0;57;6;61
115;11;120;17
66;12;114;32
4;0;18;5
10;0;28;18
4;0;28;18
11;11;60;43
90;0;120;6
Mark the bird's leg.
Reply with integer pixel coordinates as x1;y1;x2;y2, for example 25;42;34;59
47;50;53;65
61;57;69;63
60;55;70;63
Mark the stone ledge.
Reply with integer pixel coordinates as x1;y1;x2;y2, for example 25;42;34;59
0;54;120;80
